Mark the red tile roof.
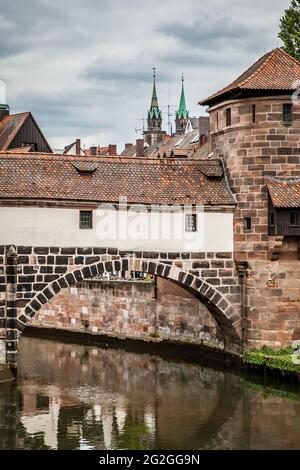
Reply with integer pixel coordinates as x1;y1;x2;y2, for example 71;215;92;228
0;152;235;206
0;112;52;153
266;176;300;208
200;48;300;106
0;112;29;151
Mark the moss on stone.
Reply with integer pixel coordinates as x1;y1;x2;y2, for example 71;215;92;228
244;380;300;401
243;346;300;373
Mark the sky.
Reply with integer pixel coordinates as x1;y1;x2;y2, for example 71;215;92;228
0;0;292;152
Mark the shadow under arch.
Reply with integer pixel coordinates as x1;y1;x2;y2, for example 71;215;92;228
17;258;242;351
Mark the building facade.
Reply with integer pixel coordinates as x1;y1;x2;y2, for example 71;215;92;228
200;47;300;348
0;152;241;370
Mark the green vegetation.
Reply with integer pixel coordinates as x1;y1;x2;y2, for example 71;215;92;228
243;346;300;374
279;0;300;61
245;380;300;401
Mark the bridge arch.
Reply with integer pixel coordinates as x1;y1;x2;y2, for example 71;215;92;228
17;257;242;350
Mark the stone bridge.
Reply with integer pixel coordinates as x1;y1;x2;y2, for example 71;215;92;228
0;245;242;370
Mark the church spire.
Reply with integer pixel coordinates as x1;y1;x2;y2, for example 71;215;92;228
148;67;161;120
145;66;163;146
175;73;189;135
144;68;166;146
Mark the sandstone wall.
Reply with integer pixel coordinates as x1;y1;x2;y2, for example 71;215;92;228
210;96;300;347
31;278;225;349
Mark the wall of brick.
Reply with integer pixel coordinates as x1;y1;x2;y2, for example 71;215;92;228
209;96;300;347
0;246;241;365
31;278;225;349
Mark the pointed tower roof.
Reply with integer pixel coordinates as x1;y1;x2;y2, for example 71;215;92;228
200;48;300;106
176;73;189;119
148;68;162;120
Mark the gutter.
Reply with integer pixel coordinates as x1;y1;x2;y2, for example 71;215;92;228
220;157;237;205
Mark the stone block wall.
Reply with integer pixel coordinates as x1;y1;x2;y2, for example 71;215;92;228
31;278;225;349
0;246;241;364
209;95;300;347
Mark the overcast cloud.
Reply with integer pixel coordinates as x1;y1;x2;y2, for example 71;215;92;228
0;0;291;151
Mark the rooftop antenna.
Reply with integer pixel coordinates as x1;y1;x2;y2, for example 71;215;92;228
135;117;146;135
167;81;171;135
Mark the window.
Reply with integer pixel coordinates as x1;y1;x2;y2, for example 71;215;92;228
216;112;219;130
80;210;93;229
289;213;298;226
252;104;256;124
22;142;37;151
185;214;197;232
244;217;251;232
226;108;231;127
283;103;293;123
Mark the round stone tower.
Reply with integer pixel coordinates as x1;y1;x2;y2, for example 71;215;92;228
200;48;300;349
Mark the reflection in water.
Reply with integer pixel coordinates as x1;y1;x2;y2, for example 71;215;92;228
0;336;300;450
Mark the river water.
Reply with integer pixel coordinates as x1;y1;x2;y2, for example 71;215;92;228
0;335;300;450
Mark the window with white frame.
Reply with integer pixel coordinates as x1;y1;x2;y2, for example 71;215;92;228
79;210;93;229
185;213;197;232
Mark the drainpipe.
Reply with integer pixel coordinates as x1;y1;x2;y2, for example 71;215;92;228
153;276;158;339
237;261;248;353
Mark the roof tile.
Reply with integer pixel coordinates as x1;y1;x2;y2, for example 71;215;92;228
0;152;235;206
200;48;300;106
266;176;300;208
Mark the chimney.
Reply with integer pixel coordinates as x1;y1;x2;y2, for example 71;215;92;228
108;144;117;155
0;103;9;121
136;139;144;157
75;138;81;155
90;146;97;156
198;116;210;147
125;143;133;149
200;135;207;145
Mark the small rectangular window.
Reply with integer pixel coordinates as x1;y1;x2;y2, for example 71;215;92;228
185;214;197;232
252;104;256;124
283;103;292;123
216;112;219;130
226;108;231;127
244;217;251;232
289;213;298;226
80;210;93;229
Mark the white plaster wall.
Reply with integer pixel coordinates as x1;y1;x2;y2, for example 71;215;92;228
0;206;233;252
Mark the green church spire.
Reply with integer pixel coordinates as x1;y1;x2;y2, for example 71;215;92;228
148;67;162;120
176;73;189;120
